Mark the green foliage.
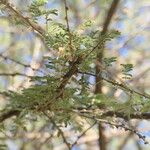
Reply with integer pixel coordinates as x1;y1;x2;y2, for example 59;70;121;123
103;57;117;66
7;85;52;109
98;30;121;43
1;22;135;123
0;144;7;150
1;1;150;148
29;0;58;21
121;63;133;79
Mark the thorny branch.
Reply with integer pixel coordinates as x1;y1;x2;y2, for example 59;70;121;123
75;112;148;144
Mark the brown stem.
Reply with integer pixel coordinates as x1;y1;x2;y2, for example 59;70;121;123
64;0;72;51
0;110;20;122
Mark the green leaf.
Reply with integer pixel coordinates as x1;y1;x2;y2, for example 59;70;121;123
103;57;117;66
121;64;133;79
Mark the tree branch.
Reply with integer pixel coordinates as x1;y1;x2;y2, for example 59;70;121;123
71;121;96;148
78;71;150;99
75;112;148;144
43;112;71;150
0;0;45;36
0;72;33;78
0;109;20;122
64;0;72;50
0;53;43;73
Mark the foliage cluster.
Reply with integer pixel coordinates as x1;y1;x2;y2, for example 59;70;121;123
0;0;150;149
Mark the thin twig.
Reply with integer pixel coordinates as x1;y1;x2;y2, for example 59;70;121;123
0;53;43;73
78;71;150;99
64;0;72;50
75;112;148;144
0;72;33;78
43;112;71;150
71;121;96;148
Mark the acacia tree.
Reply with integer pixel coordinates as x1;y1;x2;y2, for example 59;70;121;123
0;0;150;150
